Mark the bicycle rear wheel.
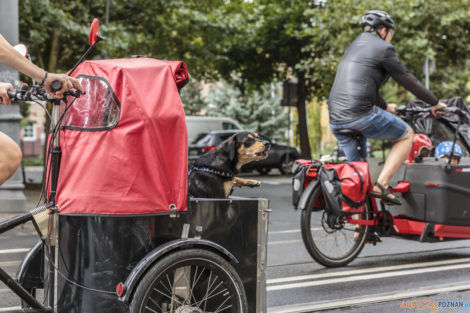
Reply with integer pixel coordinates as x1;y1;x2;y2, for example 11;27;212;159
300;185;372;267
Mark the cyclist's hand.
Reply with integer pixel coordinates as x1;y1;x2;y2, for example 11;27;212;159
44;73;83;98
431;102;447;117
386;103;398;115
0;83;13;106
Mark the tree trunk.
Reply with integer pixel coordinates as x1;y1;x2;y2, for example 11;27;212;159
296;71;311;159
48;28;61;73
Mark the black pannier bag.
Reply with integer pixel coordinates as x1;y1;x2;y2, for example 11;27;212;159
319;162;369;216
292;160;321;208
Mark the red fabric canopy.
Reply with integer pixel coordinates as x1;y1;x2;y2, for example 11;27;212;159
55;58;188;214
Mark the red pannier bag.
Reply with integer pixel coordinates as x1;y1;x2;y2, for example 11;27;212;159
319;162;370;216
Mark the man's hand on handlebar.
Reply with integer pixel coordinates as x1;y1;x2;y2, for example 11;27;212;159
432;102;447;117
0;82;13;106
44;73;83;98
386;103;398;115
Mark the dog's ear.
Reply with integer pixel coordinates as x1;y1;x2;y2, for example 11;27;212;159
220;135;237;161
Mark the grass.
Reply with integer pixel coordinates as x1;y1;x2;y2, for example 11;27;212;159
22;157;44;166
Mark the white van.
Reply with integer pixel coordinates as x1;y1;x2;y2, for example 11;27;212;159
186;116;243;144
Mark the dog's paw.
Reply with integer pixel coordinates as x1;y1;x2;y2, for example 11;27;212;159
246;179;261;188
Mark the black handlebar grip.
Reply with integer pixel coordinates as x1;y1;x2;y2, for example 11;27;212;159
50;80;62;92
6;90;15;99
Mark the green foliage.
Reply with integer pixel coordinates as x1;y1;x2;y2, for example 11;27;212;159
205;82;288;141
19;0;99;72
308;100;322;153
22;157;44;166
17;0;470;153
179;81;208;115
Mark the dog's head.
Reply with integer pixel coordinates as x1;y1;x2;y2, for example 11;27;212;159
219;131;270;169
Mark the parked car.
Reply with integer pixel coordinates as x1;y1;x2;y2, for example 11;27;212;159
186;116;243;144
188;130;300;175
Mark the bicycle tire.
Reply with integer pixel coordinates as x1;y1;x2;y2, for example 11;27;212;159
300;185;371;267
129;248;248;313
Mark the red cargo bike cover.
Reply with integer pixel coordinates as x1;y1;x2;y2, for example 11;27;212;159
54;58;188;214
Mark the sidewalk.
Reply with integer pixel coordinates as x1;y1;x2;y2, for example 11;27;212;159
0;188;42;222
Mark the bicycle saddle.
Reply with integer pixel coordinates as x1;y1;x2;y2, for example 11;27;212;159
336;128;362;137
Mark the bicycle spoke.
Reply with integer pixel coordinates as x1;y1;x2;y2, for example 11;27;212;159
136;254;243;313
213;294;232;313
147;296;164;312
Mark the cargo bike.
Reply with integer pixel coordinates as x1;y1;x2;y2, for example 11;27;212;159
293;100;470;267
0;20;269;313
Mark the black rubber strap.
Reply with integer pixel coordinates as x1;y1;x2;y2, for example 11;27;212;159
39;71;48;87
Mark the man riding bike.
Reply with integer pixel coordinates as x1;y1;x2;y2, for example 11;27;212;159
328;10;447;205
0;33;82;186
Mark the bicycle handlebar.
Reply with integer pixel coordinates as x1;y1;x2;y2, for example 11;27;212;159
4;81;84;102
396;105;431;114
396;105;470;123
50;80;62;92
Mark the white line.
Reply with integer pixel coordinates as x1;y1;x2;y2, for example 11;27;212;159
269;228;322;235
270;229;301;234
0;307;21;312
0;289;11;294
268;257;470;284
268;262;470;291
0;248;29;254
268;240;302;245
268;282;470;312
0;261;21;267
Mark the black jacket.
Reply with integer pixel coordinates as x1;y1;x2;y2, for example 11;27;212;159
328;32;438;124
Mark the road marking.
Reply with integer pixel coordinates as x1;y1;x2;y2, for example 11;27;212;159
268;282;470;312
270;228;322;235
268;256;470;284
0;261;21;267
0;307;21;312
269;239;302;245
0;248;29;254
270;229;301;234
268;262;470;291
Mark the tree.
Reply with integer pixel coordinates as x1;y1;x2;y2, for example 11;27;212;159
206;82;288;141
210;1;318;158
179;80;208;115
18;0;470;159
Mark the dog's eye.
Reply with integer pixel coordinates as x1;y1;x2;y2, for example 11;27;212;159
244;138;255;147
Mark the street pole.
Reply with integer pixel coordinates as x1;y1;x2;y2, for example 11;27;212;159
425;56;430;89
0;0;27;212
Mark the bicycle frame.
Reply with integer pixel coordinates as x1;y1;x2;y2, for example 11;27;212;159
0;98;63;313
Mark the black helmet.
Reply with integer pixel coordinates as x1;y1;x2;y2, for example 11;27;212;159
361;10;395;30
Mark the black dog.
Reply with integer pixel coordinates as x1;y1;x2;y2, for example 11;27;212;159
188;132;270;198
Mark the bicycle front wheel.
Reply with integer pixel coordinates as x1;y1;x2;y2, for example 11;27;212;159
129;248;247;313
300;185;371;267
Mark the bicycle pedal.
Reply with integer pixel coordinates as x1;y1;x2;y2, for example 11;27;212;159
366;232;382;245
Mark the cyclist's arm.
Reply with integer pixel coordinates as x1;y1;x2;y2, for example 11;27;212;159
0;34;46;82
382;45;439;106
376;92;387;109
0;34;82;96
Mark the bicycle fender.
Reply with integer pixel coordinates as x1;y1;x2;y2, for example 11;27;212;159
118;238;239;303
16;240;44;290
297;180;321;211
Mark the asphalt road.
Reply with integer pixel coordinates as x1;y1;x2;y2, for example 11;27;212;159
232;173;470;313
2;176;470;312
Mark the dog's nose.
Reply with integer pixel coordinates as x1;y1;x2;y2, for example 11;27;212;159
264;141;270;149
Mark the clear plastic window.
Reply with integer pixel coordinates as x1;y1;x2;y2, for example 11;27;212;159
61;76;120;130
